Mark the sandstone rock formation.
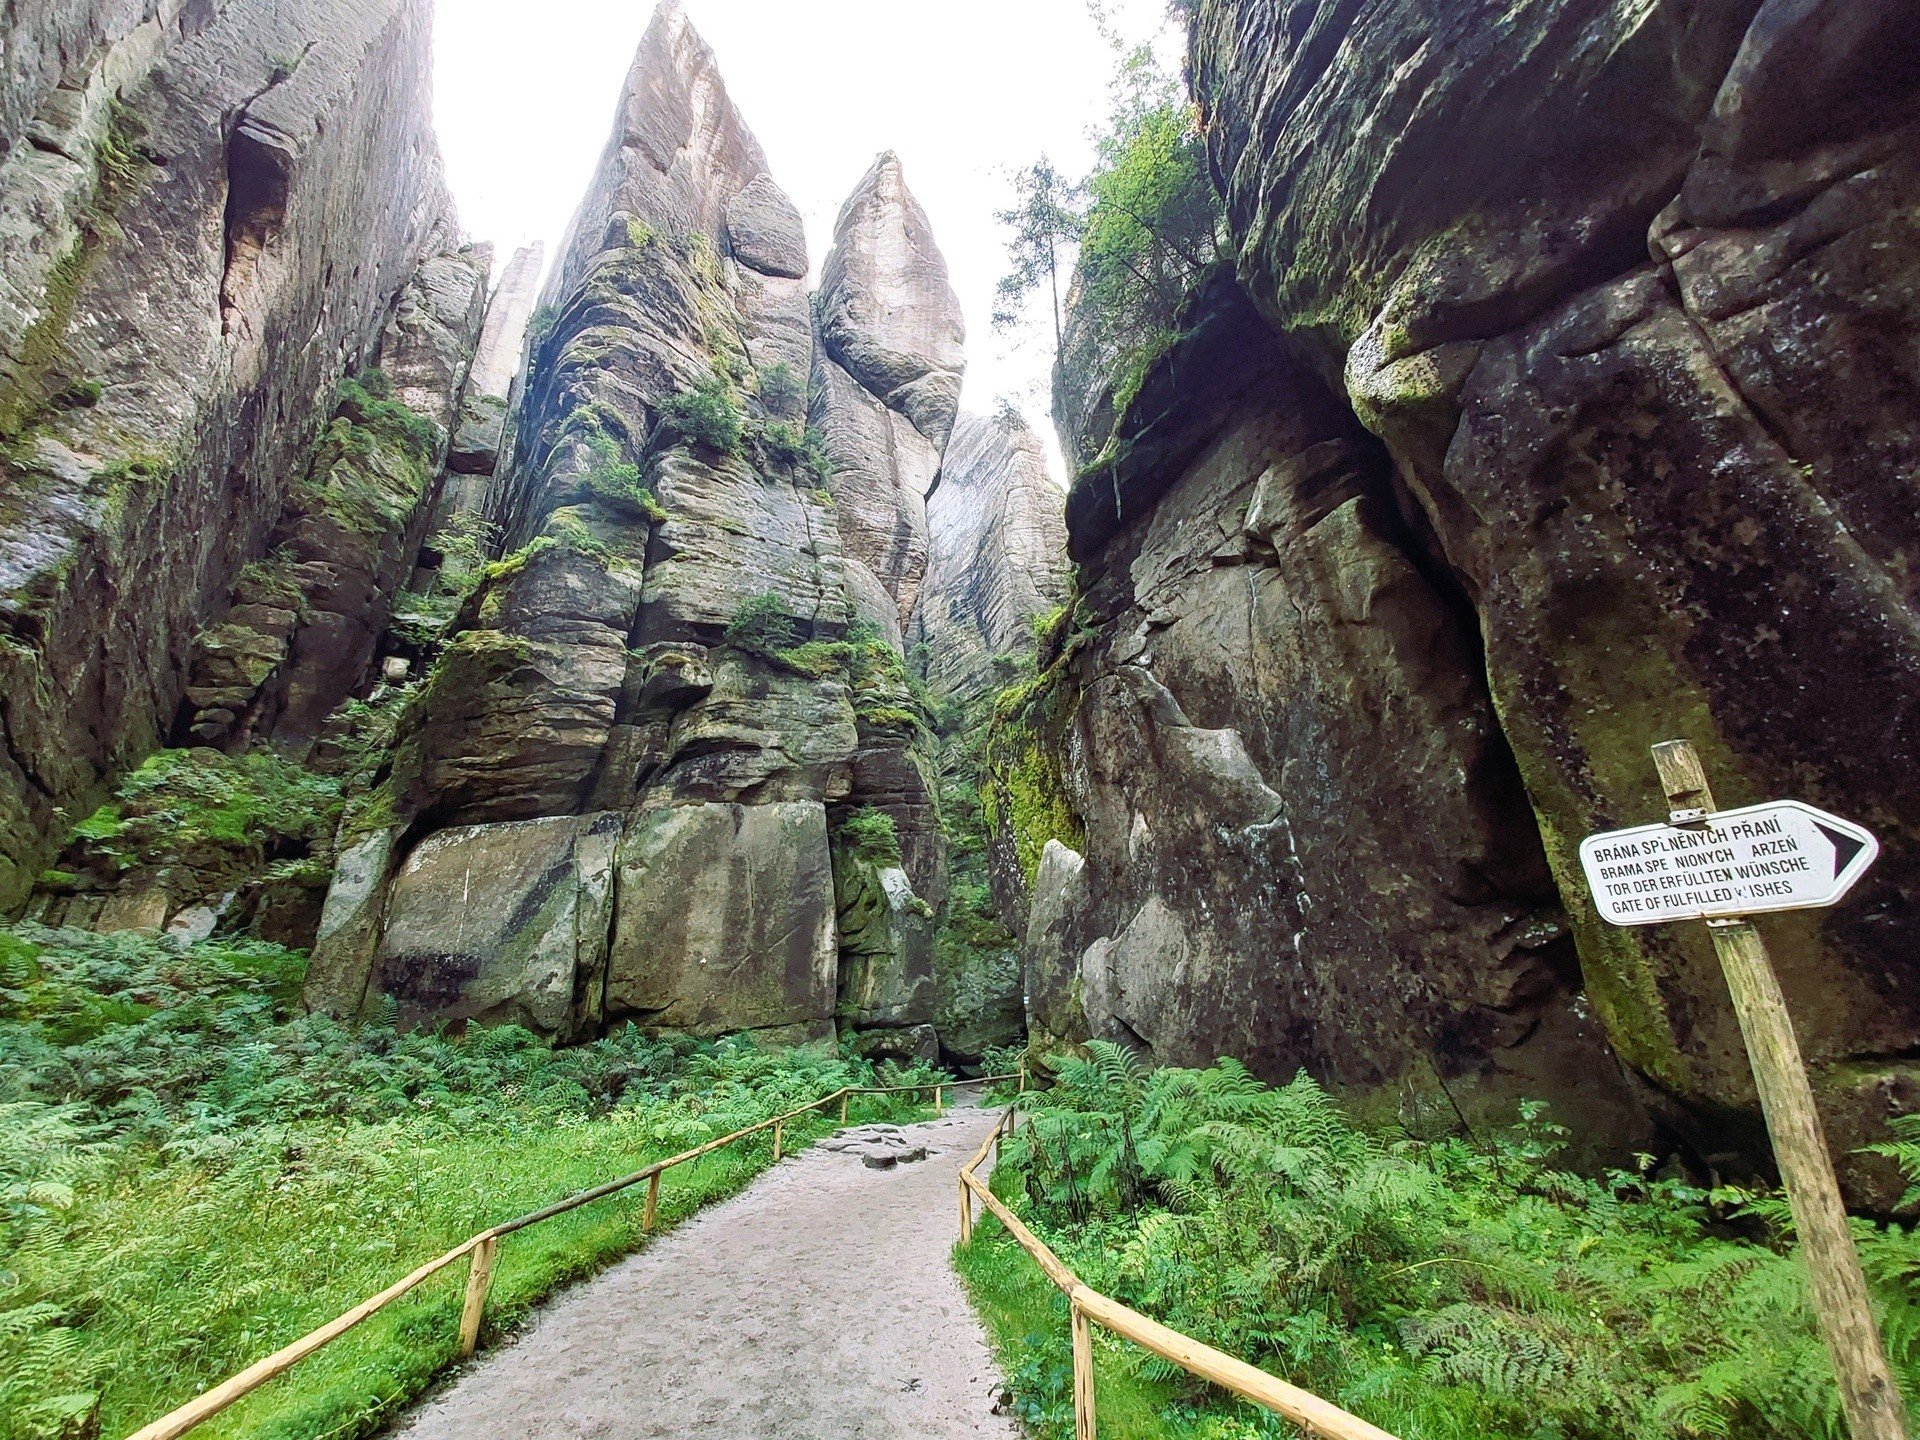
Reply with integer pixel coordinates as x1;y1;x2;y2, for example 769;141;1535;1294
812;152;967;629
913;409;1070;707
306;4;965;1058
1002;0;1920;1196
0;0;458;909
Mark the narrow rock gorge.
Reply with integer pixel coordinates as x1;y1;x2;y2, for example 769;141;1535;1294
6;0;1918;1206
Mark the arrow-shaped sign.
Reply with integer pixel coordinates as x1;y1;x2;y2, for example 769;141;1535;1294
1578;799;1878;927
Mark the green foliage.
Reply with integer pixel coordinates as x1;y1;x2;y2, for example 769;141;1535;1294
963;1049;1920;1440
526;305;558;347
755;360;805;414
839;807;903;868
758;419;833;481
336;369;438;461
993;156;1085;347
660;373;743;455
0;923;940;1440
996;23;1221;457
577;419;666;521
725;591;800;656
982;668;1083;888
60;748;341;876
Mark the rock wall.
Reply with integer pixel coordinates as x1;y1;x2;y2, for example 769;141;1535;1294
0;0;460;909
912;409;1071;708
913;408;1071;1067
1007;0;1920;1196
307;4;967;1059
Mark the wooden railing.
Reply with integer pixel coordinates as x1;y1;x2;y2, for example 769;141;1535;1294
958;1106;1400;1440
124;1070;1024;1440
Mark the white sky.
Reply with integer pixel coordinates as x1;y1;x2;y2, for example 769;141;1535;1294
432;0;1171;468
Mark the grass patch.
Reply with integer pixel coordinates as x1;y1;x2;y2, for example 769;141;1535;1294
0;924;941;1440
956;1217;1278;1440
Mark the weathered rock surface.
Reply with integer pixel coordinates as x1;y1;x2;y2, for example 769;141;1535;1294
1009;284;1646;1155
371;812;619;1037
0;0;457;908
835;853;935;1030
912;410;1070;706
811;152;966;626
608;801;837;1042
1002;0;1920;1196
179;249;489;750
320;3;957;1053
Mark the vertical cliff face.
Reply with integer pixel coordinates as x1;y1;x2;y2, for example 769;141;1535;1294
304;4;967;1062
0;0;463;909
913;408;1071;1065
812;152;967;633
913;410;1071;709
1002;0;1920;1195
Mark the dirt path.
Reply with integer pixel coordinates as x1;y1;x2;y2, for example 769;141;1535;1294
393;1098;1023;1439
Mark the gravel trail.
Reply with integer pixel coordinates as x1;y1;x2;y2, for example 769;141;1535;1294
392;1098;1023;1439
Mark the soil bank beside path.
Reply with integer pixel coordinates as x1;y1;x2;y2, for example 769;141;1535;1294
391;1098;1024;1439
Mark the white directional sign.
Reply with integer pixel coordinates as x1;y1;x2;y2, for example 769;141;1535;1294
1579;800;1878;927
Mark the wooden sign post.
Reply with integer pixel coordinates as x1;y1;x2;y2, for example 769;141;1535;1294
1589;741;1907;1440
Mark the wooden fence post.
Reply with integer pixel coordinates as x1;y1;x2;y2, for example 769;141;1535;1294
1072;1299;1097;1440
839;1092;849;1125
935;1084;944;1115
1651;740;1908;1440
773;1117;784;1162
1019;1062;1027;1095
958;1176;972;1245
642;1171;661;1233
457;1237;496;1360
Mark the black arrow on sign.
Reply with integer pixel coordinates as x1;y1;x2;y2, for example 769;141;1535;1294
1815;821;1866;880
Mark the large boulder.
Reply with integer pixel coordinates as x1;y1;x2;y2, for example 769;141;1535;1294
368;813;620;1038
835;853;936;1030
608;801;838;1042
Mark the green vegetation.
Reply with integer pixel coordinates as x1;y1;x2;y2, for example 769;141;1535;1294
724;590;801;655
581;429;667;521
994;20;1222;461
961;1044;1920;1440
296;370;440;537
982;666;1083;888
839;807;904;868
661;372;744;456
755;360;805;414
335;368;439;462
0;923;942;1440
757;418;833;482
723;601;930;734
60;747;342;881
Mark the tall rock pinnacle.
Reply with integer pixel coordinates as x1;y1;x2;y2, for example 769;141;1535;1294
812;153;966;630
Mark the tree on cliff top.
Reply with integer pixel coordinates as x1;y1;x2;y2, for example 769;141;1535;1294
994;26;1222;428
993;157;1085;351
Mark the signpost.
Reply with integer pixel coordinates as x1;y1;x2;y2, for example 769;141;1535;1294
1580;741;1906;1440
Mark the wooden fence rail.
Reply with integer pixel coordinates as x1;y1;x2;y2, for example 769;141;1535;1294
957;1106;1400;1440
124;1069;1024;1440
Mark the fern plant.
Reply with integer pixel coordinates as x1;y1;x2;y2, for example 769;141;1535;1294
972;1050;1920;1440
